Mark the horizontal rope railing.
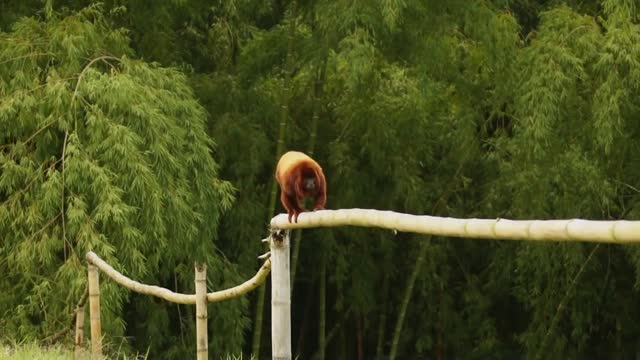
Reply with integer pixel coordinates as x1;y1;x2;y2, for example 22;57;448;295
85;251;271;304
270;209;640;243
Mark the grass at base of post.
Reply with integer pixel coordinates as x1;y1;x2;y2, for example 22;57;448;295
1;343;71;360
1;341;255;359
0;342;151;360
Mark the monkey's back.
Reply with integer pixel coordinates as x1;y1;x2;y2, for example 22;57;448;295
275;151;320;185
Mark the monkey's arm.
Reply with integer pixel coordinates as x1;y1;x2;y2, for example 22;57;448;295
313;168;327;210
313;188;326;210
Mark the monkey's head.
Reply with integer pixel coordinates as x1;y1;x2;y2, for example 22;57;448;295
298;168;319;195
302;176;316;192
296;175;318;210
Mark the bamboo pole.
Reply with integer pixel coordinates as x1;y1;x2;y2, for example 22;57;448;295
195;264;208;360
389;240;429;360
74;304;85;359
253;1;298;354
317;252;326;360
85;252;271;303
271;230;292;360
271;209;640;243
87;264;102;359
85;252;271;359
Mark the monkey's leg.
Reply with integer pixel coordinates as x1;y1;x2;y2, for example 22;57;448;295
286;193;306;223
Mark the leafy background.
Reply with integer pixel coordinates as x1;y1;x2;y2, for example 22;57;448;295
1;0;640;359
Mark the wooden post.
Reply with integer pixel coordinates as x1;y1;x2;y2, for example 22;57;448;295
195;264;208;360
74;304;85;359
271;230;292;360
87;264;102;359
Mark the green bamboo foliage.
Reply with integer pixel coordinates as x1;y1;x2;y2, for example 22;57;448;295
3;0;640;359
485;2;640;358
0;5;243;357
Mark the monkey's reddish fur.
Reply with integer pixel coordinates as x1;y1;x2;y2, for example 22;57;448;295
275;151;327;223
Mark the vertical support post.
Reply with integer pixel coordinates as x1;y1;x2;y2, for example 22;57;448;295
87;264;102;359
271;230;292;360
74;304;85;360
195;264;208;360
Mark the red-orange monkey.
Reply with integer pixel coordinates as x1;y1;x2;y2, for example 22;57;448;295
275;151;327;223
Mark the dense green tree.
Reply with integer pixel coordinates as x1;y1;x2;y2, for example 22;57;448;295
0;5;245;358
484;1;640;358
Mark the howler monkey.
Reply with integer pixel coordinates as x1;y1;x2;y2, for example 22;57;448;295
275;151;326;223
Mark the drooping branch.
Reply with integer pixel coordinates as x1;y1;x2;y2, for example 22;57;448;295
270;209;640;243
85;251;271;304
